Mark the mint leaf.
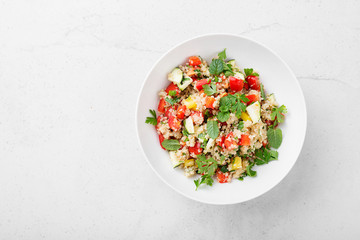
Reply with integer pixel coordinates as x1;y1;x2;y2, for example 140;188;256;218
217;111;230;122
244;68;253;76
254;147;278;165
207;120;219;139
267;128;283;149
203;83;217;96
218;48;227;60
209;59;224;75
169;90;177;96
161;139;181;150
145;109;157;125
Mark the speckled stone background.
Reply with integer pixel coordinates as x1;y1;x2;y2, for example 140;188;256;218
0;0;359;239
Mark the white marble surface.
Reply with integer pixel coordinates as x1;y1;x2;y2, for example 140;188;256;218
0;0;360;239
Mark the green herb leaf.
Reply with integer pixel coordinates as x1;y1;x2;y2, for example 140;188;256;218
203;83;217;96
270;105;287;126
244;68;253;77
207;120;219;139
182;128;189;137
196;154;218;176
220;165;228;173
145;109;157;125
161;139;181;151
165;97;180;106
194;174;214;190
218;48;227;60
260;83;265;99
254;147;278;165
267;128;283;149
209;59;224;75
214;76;219;83
217;111;230;122
238;121;244;130
246;163;257;177
168;90;177;97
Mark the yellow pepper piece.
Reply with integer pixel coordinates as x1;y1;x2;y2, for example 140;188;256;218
184;97;197;110
230;157;242;171
184;159;195;167
241;112;251;121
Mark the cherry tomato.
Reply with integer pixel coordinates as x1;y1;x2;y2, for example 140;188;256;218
244;82;249;90
158;98;166;113
224;132;238;151
188;142;202;155
216;170;230;183
246;75;260;91
165;82;180;96
246;94;259;105
229;76;244;92
176;105;186;120
188;56;202;66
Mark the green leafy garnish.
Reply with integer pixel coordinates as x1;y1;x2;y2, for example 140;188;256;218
182;128;189;137
216;94;249;122
194;69;202;77
223;63;234;77
207;120;219;139
194;174;214;190
260;83;265;99
209;59;224;75
168;90;177;97
145;109;157;125
254;147;278;165
271;105;287;126
217;111;230;122
238;121;244;130
213;76;220;83
267;128;283;149
161;139;181;151
246;162;257;177
244;68;259;77
194;154;218;190
165;97;180;106
220;165;228;173
218;48;227;60
203;83;217;96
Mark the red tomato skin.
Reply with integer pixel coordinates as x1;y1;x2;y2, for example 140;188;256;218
195;79;210;90
216;170;230;183
158;98;166;113
244;82;249;90
176;105;186;120
188;142;202;155
189;56;202;66
159;134;165;150
229;76;244;92
246;94;259;105
224;132;238;151
246;75;260;91
239;134;250;146
168;115;181;131
165;83;180;96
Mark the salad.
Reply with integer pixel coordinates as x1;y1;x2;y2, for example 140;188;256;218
145;49;287;190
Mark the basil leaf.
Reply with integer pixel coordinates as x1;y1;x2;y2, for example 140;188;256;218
207;120;219;139
267;128;283;149
161;139;181;150
217;111;230;122
218;48;227;60
209;59;224;75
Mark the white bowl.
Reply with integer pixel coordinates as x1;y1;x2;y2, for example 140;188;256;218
136;34;307;205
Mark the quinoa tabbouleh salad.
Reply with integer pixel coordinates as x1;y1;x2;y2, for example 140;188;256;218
145;49;287;190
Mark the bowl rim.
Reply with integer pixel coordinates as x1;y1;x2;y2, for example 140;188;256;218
135;33;307;205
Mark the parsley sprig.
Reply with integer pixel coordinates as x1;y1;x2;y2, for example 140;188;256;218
216;93;249;122
203;83;217;96
165;96;181;106
145;109;157;126
271;105;287;126
209;49;234;76
194;154;218;190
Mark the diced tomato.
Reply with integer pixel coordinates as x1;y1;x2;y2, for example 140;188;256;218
158;98;166;113
165;82;180;96
188;56;202;66
246;75;260;91
239;134;250;146
155;116;162;131
176;105;186;120
216;136;225;148
229;76;244;92
188;142;202;155
221;75;226;81
159;134;165;150
195;79;210;90
168;114;181;131
191;111;204;125
216;170;230;183
244;82;249;90
165;108;173;119
246;94;259;105
205;96;215;109
224;132;238;151
262;140;268;147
